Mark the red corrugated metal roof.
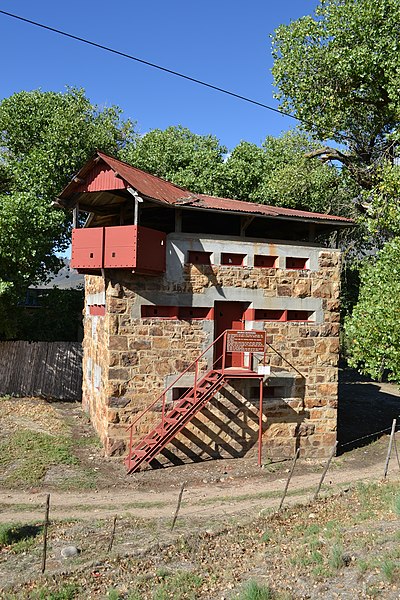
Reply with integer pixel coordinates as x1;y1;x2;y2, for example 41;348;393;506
194;194;352;223
59;151;354;226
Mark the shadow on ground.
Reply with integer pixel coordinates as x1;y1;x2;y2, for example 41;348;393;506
337;366;400;454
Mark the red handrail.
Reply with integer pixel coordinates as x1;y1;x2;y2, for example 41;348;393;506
125;330;227;433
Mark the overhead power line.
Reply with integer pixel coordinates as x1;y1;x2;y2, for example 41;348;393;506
0;9;300;123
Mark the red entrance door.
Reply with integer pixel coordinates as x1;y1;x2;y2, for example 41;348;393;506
214;301;246;368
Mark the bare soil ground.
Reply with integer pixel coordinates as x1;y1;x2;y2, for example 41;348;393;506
1;367;400;598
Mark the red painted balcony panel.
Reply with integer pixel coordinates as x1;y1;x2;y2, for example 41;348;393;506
104;225;166;273
71;227;104;270
104;225;136;268
135;226;166;273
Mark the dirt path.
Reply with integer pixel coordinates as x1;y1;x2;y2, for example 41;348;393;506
1;456;397;524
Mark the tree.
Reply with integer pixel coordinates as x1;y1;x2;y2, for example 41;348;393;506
271;0;400;230
0;88;134;337
225;130;353;216
123;126;354;220
121;125;226;195
344;238;400;382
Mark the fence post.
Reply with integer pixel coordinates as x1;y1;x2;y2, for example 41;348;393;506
384;419;397;478
279;448;300;511
41;494;50;574
314;442;337;501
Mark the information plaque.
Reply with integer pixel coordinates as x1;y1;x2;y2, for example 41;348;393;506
225;330;266;353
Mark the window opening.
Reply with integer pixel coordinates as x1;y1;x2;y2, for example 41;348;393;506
286;257;308;270
254;255;278;268
188;251;212;265
179;307;213;320
286;310;313;322
221;253;246;266
141;305;178;319
254;309;286;321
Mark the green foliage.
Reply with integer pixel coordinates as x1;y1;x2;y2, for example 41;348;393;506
152;571;203;600
381;559;398;583
236;580;274;600
33;585;81;600
272;0;400;229
15;288;83;342
345;238;400;381
394;495;400;517
224;130;352;214
0;88;134;337
123;125;354;221
121;125;226;195
328;543;345;570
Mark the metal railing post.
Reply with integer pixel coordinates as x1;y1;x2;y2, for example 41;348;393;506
161;392;166;426
194;361;198;402
222;331;226;373
128;425;134;471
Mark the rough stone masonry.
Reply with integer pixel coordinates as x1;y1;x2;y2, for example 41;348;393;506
82;238;340;463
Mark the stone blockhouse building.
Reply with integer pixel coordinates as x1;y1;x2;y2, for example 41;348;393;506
57;151;353;471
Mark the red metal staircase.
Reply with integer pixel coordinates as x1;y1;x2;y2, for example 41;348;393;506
125;330;267;473
125;369;226;473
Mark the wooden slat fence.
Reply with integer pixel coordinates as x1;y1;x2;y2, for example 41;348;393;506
0;341;82;400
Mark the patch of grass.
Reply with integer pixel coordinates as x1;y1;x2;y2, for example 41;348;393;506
73;434;102;449
236;579;274;600
323;520;340;538
261;529;272;543
197;484;318;507
152;571;203;600
33;584;81;599
357;559;370;574
291;549;323;568
328;543;345;570
365;584;381;598
57;469;99;491
381;559;398;583
304;523;320;536
0;522;42;552
311;564;332;579
0;430;78;486
393;494;400;516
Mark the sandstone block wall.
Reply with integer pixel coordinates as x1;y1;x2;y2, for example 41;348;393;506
82;245;341;461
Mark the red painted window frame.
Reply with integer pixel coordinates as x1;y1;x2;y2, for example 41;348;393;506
220;252;246;266
253;309;286;321
141;305;179;319
188;251;212;265
285;257;309;270
179;307;214;320
254;255;278;268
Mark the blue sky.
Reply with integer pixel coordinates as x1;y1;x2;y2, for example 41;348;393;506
0;0;318;150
